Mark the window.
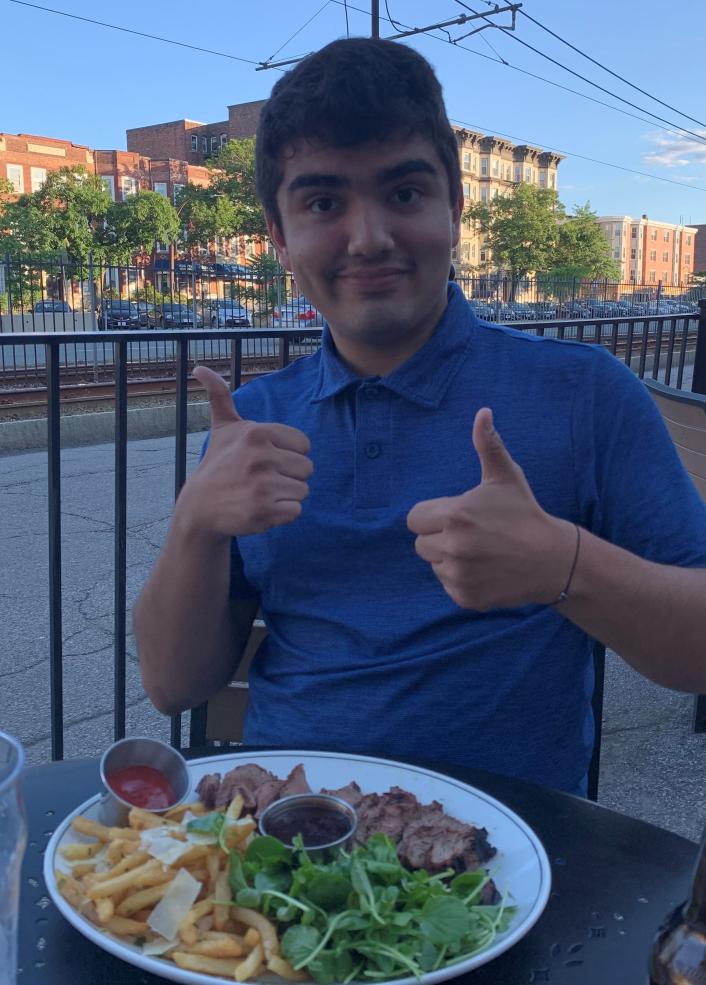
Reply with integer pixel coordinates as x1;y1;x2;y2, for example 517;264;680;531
462;151;471;171
473;155;478;171
191;135;199;151
662;251;669;262
613;250;620;259
549;173;555;189
471;244;476;258
210;136;219;153
663;231;670;242
480;158;488;176
30;167;47;192
650;229;657;240
687;234;692;245
492;159;499;176
631;248;636;259
6;164;23;192
663;272;669;282
201;136;208;152
101;175;115;201
650;250;657;261
514;164;521;182
480;186;489;202
685;254;691;264
173;183;185;203
614;225;621;236
492;187;499;198
539;173;546;187
121;176;138;198
649;271;656;283
462;243;470;260
154;241;168;253
450;247;458;261
480;248;487;262
463;181;471;199
220;133;228;147
524;167;531;182
153;181;168;197
505;164;511;180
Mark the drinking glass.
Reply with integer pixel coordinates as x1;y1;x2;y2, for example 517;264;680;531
0;731;27;985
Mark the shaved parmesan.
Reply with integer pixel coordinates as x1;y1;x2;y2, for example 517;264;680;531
184;830;219;846
147;868;202;942
141;834;191;866
142;937;179;956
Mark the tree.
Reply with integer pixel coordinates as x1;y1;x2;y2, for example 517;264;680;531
208;137;267;239
176;182;238;250
549;203;621;281
465;183;563;296
101;191;180;264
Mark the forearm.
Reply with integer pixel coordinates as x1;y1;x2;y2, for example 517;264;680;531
134;507;243;716
556;521;706;692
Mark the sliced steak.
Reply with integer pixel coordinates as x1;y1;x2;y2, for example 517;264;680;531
196;773;221;810
279;764;312;798
214;763;278;810
254;779;285;817
398;808;496;874
320;781;364;808
354;786;428;844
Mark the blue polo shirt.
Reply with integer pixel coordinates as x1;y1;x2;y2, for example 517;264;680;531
227;283;705;793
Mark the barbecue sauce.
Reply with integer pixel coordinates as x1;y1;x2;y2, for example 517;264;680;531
266;806;352;848
649;831;706;983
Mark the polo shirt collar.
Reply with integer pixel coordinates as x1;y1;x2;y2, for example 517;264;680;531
311;282;476;408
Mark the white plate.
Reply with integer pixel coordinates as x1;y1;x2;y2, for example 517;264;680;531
44;750;551;985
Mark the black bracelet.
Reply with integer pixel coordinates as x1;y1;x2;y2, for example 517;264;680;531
553;523;581;605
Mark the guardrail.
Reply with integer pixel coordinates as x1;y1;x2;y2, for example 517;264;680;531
1;302;705;760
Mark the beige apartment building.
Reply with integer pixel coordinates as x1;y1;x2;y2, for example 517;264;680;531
597;215;697;286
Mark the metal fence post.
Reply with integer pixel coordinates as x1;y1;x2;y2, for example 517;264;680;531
655;280;662;316
692;299;706;395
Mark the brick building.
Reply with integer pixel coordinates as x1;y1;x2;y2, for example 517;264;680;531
0;132;94;195
692;224;706;274
597;215;698;286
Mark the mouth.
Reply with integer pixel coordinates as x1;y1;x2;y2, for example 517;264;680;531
336;268;412;291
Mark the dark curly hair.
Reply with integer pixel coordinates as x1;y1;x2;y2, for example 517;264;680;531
256;38;461;227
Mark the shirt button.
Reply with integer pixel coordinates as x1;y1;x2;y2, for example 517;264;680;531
365;442;381;459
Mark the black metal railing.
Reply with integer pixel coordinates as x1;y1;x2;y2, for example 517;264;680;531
1;300;705;760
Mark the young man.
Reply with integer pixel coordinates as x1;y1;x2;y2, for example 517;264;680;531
134;38;706;795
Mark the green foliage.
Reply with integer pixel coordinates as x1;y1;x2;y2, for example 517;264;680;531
465;184;564;285
549;202;621;281
208;137;267;238
101;191;180;264
238;252;287;317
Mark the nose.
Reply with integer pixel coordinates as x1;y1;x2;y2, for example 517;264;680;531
345;200;394;258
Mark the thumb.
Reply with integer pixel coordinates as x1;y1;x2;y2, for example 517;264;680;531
472;408;517;483
192;365;241;427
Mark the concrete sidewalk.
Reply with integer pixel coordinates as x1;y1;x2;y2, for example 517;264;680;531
0;430;703;842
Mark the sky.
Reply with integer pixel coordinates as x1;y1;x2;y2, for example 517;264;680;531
1;0;704;225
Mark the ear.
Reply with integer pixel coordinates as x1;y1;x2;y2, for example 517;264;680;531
266;213;293;272
451;184;464;248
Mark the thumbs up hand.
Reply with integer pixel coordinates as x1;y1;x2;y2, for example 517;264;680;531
178;365;313;539
407;408;575;610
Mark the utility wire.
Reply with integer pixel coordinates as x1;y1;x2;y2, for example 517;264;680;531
329;0;700;143
518;8;705;128
343;0;350;37
266;1;332;63
454;0;706;144
450;117;705;192
9;0;261;65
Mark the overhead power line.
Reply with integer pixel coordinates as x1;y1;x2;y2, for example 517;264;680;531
329;0;701;144
450;116;705;192
265;1;332;64
454;0;706;144
9;0;261;65
518;8;705;128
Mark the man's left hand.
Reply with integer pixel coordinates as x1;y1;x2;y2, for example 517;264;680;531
406;408;577;610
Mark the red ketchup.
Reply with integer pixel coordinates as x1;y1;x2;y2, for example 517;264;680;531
107;765;175;810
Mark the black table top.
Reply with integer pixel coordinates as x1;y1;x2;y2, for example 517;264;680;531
18;750;698;985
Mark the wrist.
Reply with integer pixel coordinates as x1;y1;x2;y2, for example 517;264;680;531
541;517;582;606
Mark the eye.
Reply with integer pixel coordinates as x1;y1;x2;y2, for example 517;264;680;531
309;197;336;214
392;187;421;205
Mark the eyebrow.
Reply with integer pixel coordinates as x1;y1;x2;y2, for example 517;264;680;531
286;158;439;194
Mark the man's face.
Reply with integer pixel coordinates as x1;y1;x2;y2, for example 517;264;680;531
267;133;463;370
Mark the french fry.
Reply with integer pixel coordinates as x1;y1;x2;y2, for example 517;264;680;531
164;801;208;821
128;807;169;831
180;938;243;958
91;851;150;882
206;853;220;896
235;942;265;982
116;877;177;917
243;927;261;949
213;870;231;931
71;862;97;878
178;899;213;945
87;859;169;899
226;794;244;820
95;898;115;924
103;915;150;937
267;954;310;981
172;952;242;976
72;816;140;843
229;907;279;958
61;841;101;861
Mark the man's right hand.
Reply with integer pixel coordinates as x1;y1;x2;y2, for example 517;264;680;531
179;365;313;538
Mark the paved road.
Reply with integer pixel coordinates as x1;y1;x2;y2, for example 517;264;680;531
0;434;703;841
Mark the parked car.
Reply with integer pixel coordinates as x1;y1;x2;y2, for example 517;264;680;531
98;300;140;329
272;295;324;328
33;300;72;313
148;303;203;328
135;301;155;327
204;299;251;328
